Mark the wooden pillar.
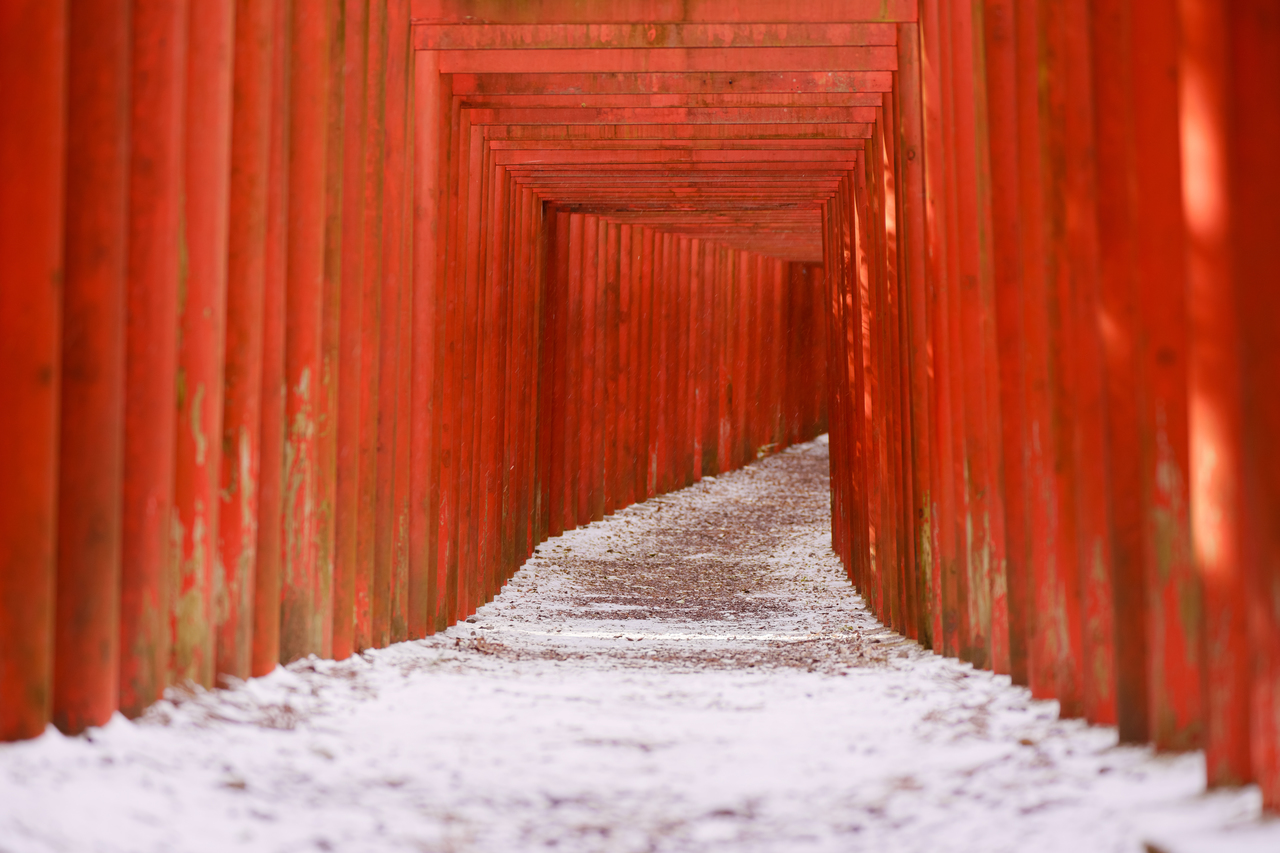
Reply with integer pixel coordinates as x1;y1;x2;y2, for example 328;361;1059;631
53;0;132;733
280;0;333;663
251;0;292;677
331;0;369;659
0;0;67;740
217;0;277;680
119;0;186;714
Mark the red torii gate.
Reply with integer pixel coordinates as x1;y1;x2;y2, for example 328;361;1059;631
0;0;1278;814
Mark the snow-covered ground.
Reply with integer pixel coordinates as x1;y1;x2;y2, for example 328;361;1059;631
1;436;1276;853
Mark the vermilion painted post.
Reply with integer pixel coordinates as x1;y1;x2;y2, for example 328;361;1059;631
1090;0;1149;743
785;263;803;449
745;253;761;464
933;0;972;661
979;0;1026;679
1056;0;1117;726
875;118;905;632
820;206;842;564
828;196;848;574
696;243;713;477
722;247;736;473
565;212;584;529
470;157;492;603
388;0;414;639
533;206;554;545
435;101;465;629
388;5;415;633
390;93;414;636
372;10;411;642
457;125;484;617
894;22;936;649
679;239;693;478
844;187;860;585
653;233;670;493
603;219;619;511
217;0;276;681
499;184;521;578
530;194;546;552
280;0;332;663
855;168;884;617
629;227;644;494
919;0;957;654
639;228;656;499
662;230;676;485
533;198;548;549
829;199;853;577
769;257;784;454
315;0;348;659
714;246;731;478
591;217;607;519
1131;0;1202;752
1178;0;1251;788
512;184;528;566
605;222;622;514
580;217;598;524
119;0;186;715
647;231;663;496
876;137;895;626
617;224;636;506
443;113;470;620
883;89;919;640
1035;0;1092;718
171;0;235;687
477;164;506;603
412;43;444;637
868;128;888;624
1229;0;1280;808
546;210;570;537
495;172;514;589
0;0;66;741
507;187;532;569
676;235;691;484
521;189;542;557
1014;0;1059;706
458;116;480;618
955;0;1007;673
849;176;874;597
734;250;750;470
252;0;291;677
53;0;130;734
673;237;691;486
354;0;388;648
882;108;912;637
696;244;708;475
851;175;872;596
332;0;369;660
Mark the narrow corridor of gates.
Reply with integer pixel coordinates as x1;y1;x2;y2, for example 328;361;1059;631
2;0;1279;822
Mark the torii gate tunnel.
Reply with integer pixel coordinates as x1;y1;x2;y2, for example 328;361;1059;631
2;0;1279;812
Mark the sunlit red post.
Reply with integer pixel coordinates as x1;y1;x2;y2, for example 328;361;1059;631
1228;1;1280;807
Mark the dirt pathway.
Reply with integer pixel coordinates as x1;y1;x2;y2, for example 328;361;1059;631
0;438;1265;853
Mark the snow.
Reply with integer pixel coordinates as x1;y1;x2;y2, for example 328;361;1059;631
1;436;1275;853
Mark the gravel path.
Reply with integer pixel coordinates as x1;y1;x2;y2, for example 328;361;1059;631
0;437;1269;853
